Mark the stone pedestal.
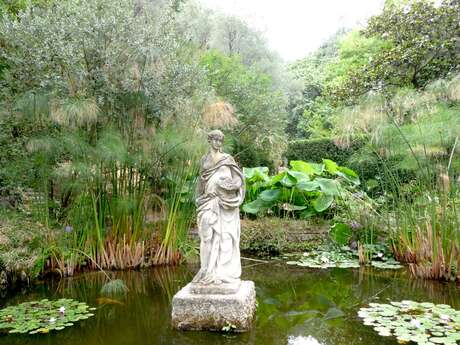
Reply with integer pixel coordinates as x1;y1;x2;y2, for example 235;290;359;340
171;280;256;331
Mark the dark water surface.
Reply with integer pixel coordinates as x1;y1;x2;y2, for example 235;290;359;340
1;261;459;345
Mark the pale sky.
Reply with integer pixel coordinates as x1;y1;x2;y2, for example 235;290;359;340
199;0;385;61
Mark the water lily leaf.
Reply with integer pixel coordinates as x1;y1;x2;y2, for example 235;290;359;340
0;298;95;335
359;301;460;345
268;172;286;186
300;208;317;219
281;203;309;211
280;174;297;187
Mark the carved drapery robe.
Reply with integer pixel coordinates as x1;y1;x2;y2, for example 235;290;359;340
192;153;244;285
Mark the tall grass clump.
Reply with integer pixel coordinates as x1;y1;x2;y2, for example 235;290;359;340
388;177;460;281
151;126;206;265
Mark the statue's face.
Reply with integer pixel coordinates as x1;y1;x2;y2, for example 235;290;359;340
209;136;223;150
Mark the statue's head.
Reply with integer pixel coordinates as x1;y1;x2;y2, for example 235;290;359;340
207;129;224;151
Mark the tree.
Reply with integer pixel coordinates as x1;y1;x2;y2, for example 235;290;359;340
331;0;460;102
286;30;345;138
0;0;207;126
201;50;287;167
176;1;287;90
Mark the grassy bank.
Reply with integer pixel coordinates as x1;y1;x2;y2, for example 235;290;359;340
0;209;48;292
241;218;328;255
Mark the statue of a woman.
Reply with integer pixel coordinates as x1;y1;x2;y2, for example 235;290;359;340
192;130;244;286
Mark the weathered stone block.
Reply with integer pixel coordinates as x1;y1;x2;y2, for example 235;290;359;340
189;281;241;295
171;280;256;332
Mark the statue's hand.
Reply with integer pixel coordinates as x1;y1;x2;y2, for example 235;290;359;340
218;177;239;191
206;191;217;198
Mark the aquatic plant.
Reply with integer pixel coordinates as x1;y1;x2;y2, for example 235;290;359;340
0;298;95;334
286;249;360;268
358;300;460;344
242;159;360;218
100;279;129;297
286;246;402;269
389;184;460;282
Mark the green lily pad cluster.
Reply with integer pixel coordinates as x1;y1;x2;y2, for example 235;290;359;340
358;300;460;344
287;249;360;268
286;247;403;269
0;298;95;335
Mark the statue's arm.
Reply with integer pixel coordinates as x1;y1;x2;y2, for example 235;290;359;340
218;166;243;191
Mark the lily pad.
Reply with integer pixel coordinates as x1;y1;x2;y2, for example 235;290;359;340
359;301;460;344
286;247;402;270
0;298;95;335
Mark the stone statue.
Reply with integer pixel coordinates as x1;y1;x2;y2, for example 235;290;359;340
192;129;244;286
171;129;256;331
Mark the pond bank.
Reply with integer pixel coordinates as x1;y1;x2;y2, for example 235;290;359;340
0;209;330;295
240;218;329;255
0;209;47;296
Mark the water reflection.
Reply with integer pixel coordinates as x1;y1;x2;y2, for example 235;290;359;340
0;263;459;345
288;335;323;345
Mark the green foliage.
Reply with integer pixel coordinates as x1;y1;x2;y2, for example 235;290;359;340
286;137;365;166
324;30;390;101
0;0;207;121
286;245;402;269
359;301;460;343
201;50;287;166
0;298;95;334
100;279;129;297
330;223;352;246
0;0;210;271
378;103;460;170
0;208;47;277
176;2;287;89
0;0;50;17
242;159;360;218
332;0;460;101
287;30;345;139
389;183;460;282
240;218;327;255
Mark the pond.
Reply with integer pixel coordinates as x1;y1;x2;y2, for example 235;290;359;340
1;261;459;345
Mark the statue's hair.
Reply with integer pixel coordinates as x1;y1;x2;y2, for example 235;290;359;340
207;129;224;141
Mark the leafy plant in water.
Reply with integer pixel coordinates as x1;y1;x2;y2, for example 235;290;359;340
286;245;402;269
242;159;360;218
359;300;460;344
0;298;95;335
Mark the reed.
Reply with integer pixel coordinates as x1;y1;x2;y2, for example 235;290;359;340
153;154;201;265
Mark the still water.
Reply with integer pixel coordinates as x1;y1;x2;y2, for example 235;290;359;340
1;261;459;345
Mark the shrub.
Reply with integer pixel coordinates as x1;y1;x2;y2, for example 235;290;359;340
242;159;360;218
286;137;365;165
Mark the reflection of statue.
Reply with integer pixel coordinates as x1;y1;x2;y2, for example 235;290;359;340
192;130;244;285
